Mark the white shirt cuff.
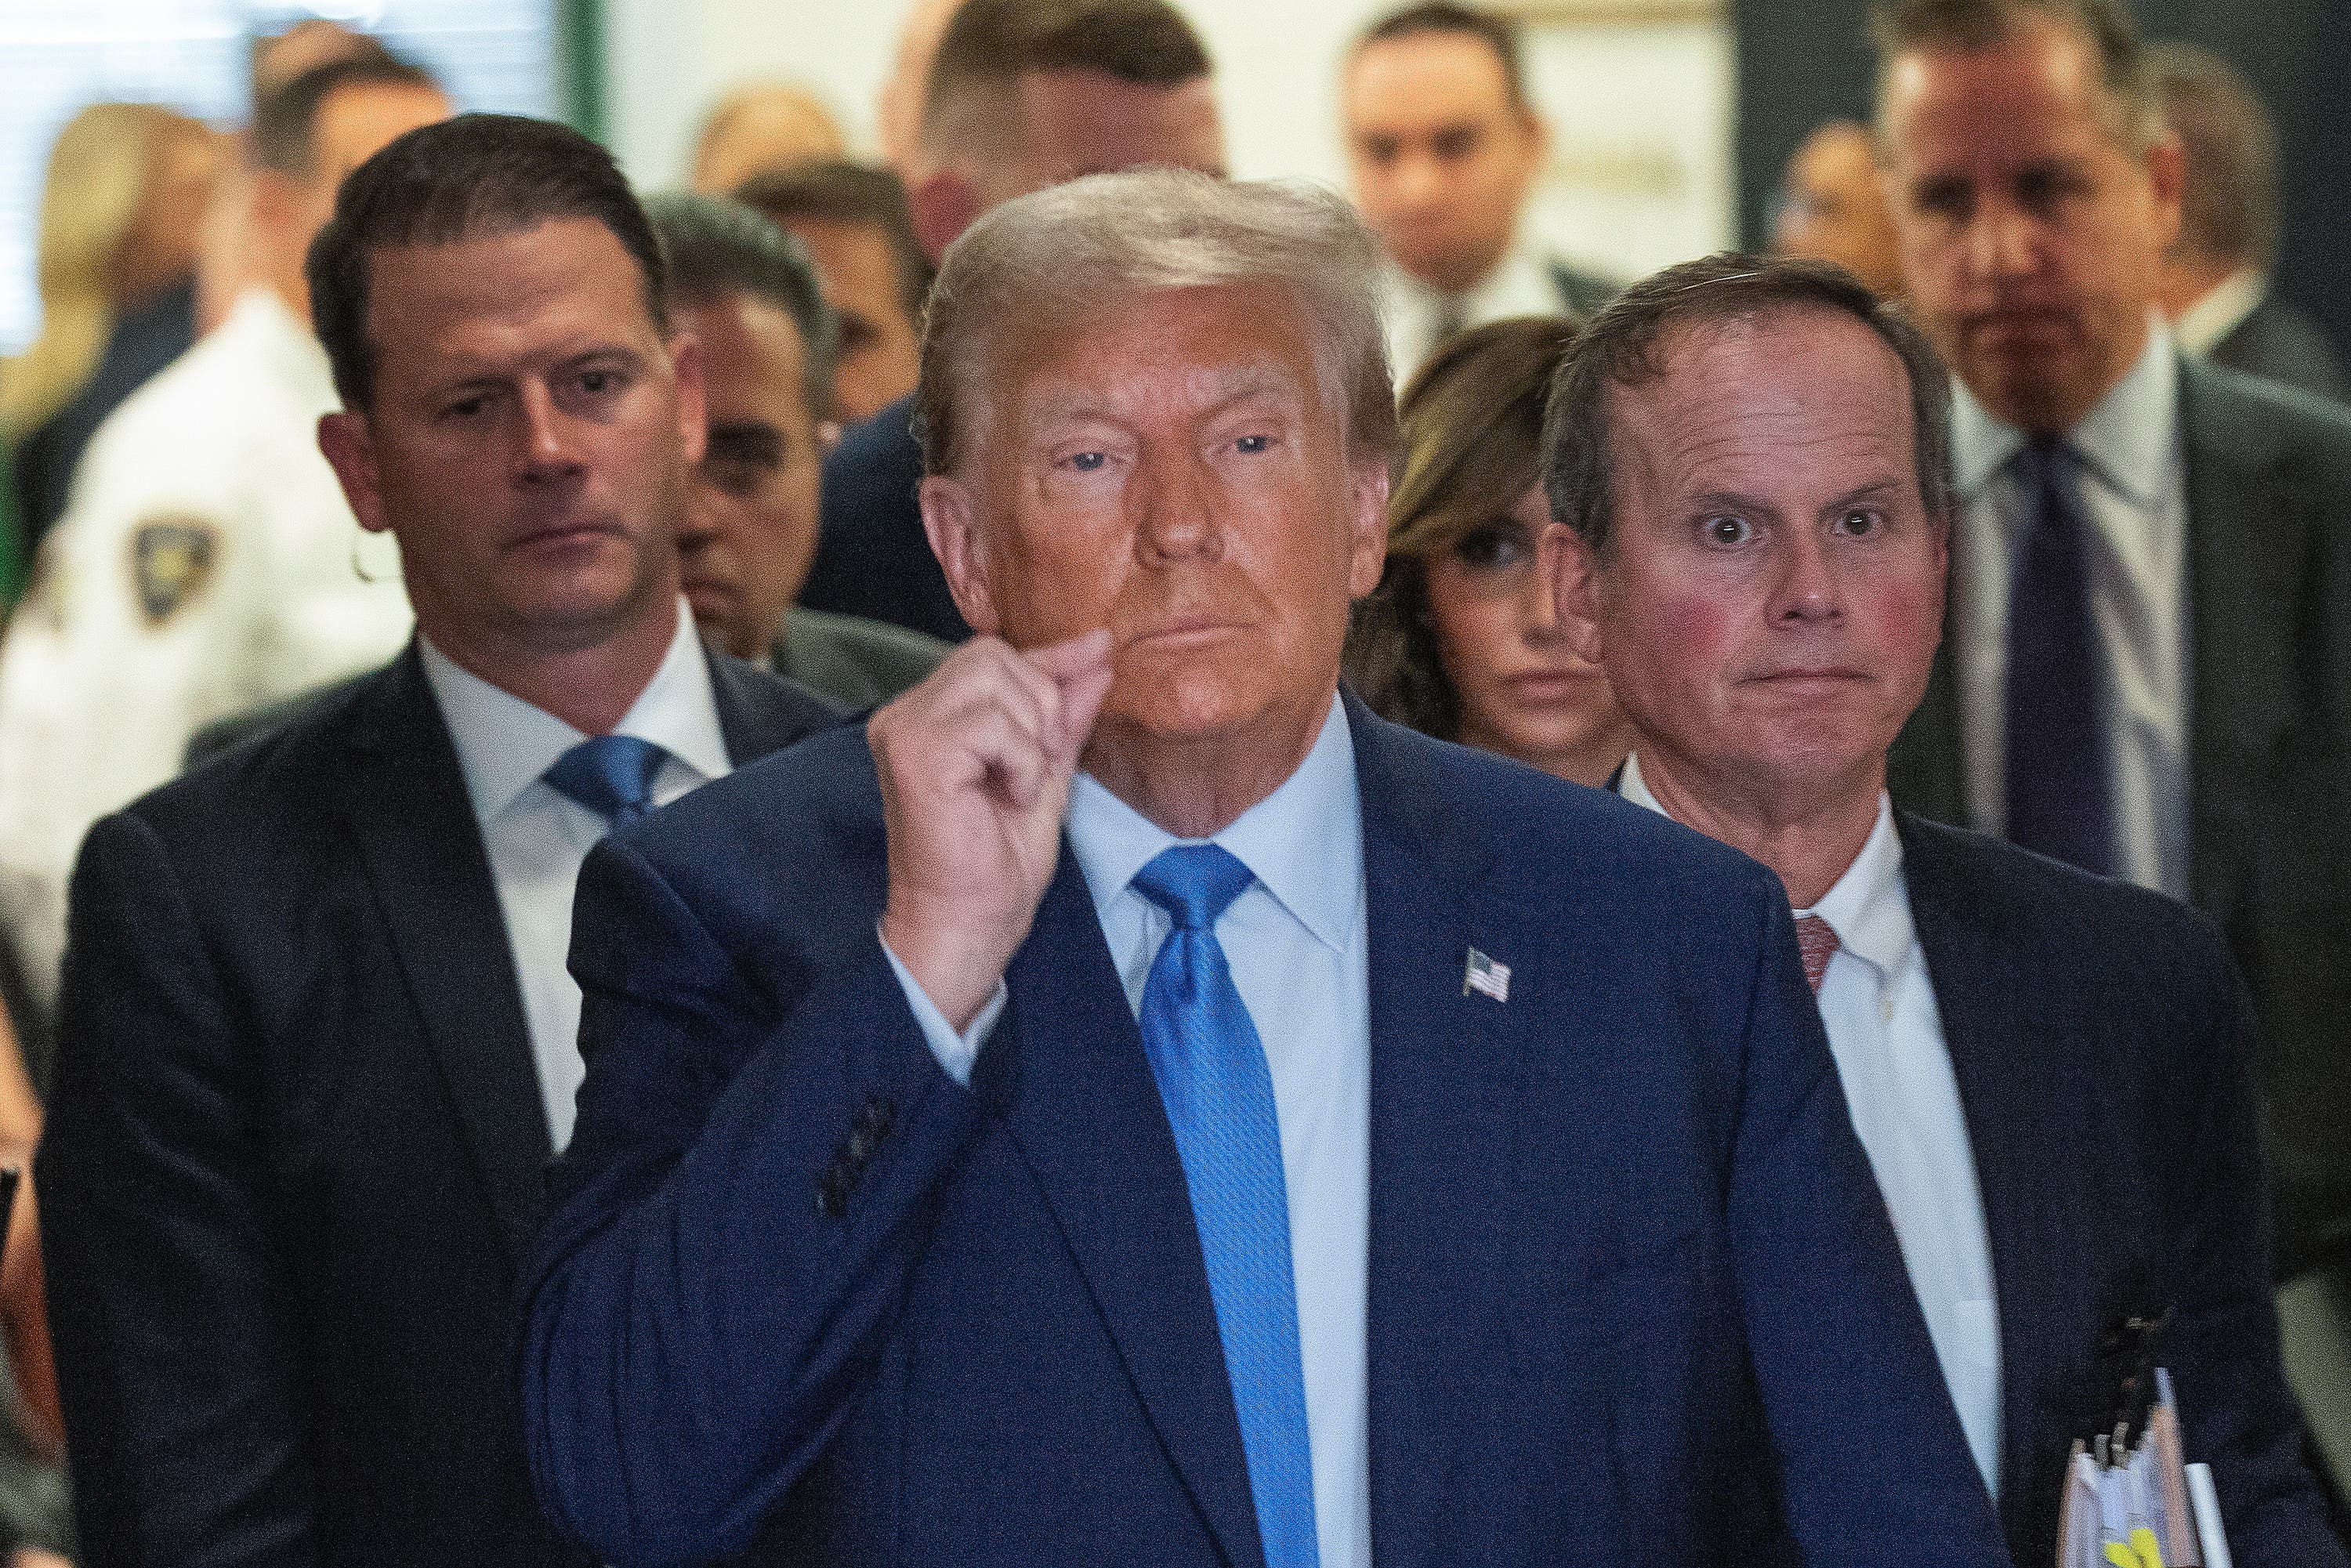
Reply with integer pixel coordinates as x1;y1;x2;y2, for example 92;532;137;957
879;931;1006;1087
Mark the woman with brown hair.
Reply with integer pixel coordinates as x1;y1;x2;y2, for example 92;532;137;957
1346;315;1630;784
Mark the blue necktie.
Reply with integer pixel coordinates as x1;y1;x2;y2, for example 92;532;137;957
2003;436;2113;876
1132;845;1319;1568
544;734;668;826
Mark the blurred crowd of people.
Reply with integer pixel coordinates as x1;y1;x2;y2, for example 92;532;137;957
0;0;2342;1563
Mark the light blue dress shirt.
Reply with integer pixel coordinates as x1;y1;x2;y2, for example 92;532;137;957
1621;755;2004;1497
1948;316;2191;898
886;694;1372;1568
421;599;730;1150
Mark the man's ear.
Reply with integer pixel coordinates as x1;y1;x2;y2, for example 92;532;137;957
907;168;980;263
317;410;387;534
919;474;1000;635
668;331;708;469
1346;458;1391;599
1541;521;1607;668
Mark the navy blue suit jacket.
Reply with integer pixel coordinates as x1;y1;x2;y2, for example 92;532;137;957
518;696;2012;1567
38;643;837;1568
796;396;970;644
1896;815;2345;1566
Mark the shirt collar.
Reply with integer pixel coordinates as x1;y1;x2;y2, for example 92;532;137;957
2172;266;2267;357
1800;794;1912;979
418;598;730;824
1950;312;2178;508
1066;692;1362;954
1617;755;1914;978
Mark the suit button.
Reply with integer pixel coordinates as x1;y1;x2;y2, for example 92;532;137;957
846;1129;875;1164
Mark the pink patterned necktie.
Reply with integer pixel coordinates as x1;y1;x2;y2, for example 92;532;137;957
1795;914;1839;994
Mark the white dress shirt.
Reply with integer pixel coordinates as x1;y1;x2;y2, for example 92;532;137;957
1621;755;2005;1495
420;601;731;1150
1378;238;1571;384
1948;317;2191;896
2172;266;2269;358
889;694;1372;1568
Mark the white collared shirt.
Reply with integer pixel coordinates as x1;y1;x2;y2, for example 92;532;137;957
2173;266;2269;359
420;600;731;1150
890;693;1372;1568
1378;239;1570;384
1621;755;2004;1496
1947;317;2190;896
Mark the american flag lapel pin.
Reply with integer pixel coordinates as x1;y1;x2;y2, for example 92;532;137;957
1462;947;1510;1002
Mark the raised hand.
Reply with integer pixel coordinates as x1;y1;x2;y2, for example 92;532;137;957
872;628;1114;1031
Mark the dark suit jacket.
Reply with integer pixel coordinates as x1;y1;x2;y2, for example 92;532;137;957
516;696;2011;1567
2209;293;2350;404
1897;814;2342;1566
36;642;836;1568
1889;356;2351;1285
795;396;971;644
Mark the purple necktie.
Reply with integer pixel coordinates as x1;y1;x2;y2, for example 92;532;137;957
2002;436;2113;876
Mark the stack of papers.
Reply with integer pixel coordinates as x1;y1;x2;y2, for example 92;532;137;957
2055;1370;2230;1568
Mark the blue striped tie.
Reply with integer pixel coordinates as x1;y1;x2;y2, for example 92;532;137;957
543;734;668;827
1132;844;1319;1568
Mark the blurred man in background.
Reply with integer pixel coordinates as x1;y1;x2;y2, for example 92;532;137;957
650;192;946;706
1772;118;1904;297
1872;0;2351;1497
798;0;1225;646
688;81;846;194
2150;43;2347;402
0;54;448;1038
1342;2;1615;380
737;160;931;429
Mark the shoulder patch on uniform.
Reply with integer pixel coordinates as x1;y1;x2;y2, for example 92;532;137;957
129;516;220;626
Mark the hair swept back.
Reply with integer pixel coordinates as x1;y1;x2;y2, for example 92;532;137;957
915;166;1396;478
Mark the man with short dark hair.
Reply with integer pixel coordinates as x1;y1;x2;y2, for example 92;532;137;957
647;191;946;707
797;0;1226;646
1872;0;2351;1493
36;114;836;1568
1547;251;2346;1566
1342;2;1615;379
0;53;448;1035
2150;44;2347;402
736;160;933;429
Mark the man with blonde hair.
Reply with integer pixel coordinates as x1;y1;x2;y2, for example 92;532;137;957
517;168;2012;1568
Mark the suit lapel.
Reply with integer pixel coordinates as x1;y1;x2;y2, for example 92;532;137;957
2177;360;2304;907
1898;818;2081;1554
706;639;836;764
990;849;1267;1568
1350;701;1518;1568
340;647;550;1264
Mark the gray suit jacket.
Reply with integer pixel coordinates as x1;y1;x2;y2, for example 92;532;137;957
2209;295;2349;405
770;606;946;712
1889;356;2351;1287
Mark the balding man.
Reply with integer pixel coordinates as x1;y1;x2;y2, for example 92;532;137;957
1549;252;2346;1568
517;168;2012;1568
799;0;1225;646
